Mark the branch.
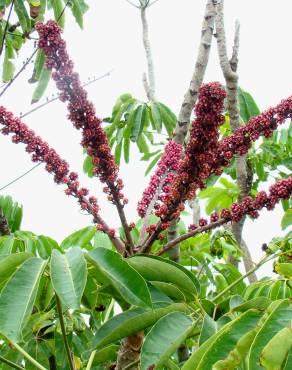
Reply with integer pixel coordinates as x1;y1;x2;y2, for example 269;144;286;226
0;0;15;56
55;295;75;370
174;0;218;145
156;219;226;256
215;0;256;281
0;355;24;370
140;6;156;101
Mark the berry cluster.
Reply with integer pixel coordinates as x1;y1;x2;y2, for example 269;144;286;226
0;106;105;230
137;140;182;217
36;21;127;207
153;82;226;221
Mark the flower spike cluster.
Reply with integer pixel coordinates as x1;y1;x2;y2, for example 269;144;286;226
0;107;121;249
36;21;127;208
153;82;226;221
137;140;182;218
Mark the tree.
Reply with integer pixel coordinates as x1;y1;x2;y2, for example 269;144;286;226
0;0;291;369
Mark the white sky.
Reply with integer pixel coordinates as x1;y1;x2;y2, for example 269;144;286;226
0;0;291;277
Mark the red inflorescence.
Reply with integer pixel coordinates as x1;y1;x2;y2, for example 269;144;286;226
153;82;226;221
36;21;126;206
186;177;292;231
137;140;182;217
0;106;102;225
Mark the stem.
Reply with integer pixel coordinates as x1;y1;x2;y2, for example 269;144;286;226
212;254;274;303
0;163;41;192
85;351;96;370
55;295;75;370
86;299;115;370
0;355;24;370
10;342;47;370
121;359;139;370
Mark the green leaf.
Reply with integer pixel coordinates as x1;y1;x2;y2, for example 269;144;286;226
2;49;15;82
182;310;262;370
199;314;217;345
281;209;292;230
130;105;145;142
123;137;130;163
232;297;271;312
31;67;51;103
247;299;292;369
150;102;162;133
274;263;292;279
83;155;94;177
69;0;84;28
260;327;292;370
29;49;45;83
87;248;152;308
0;252;33;290
14;0;31;32
94;231;112;250
50;247;87;309
114;140;122;165
0;257;46;342
91;345;119;366
157;102;176;137
52;0;65;28
0;195;23;232
238;87;260;123
141;312;193;370
92;303;190;349
128;255;200;300
60;226;96;249
145;153;161;176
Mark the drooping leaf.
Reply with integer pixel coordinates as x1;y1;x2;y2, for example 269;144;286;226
260;327;292;370
182;309;262;370
140;312;193;370
0;257;46;342
14;0;31;33
31;67;51;103
69;0;84;28
2;49;15;82
50;247;87;309
281;209;292;230
87;248;152;308
128;255;200;300
60;226;96;249
92;303;190;349
238;87;260;123
52;0;65;28
247;299;292;369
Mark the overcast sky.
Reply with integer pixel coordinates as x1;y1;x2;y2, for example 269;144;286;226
0;0;291;276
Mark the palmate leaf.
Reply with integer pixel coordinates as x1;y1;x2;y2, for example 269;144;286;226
140;312;193;370
0;257;46;342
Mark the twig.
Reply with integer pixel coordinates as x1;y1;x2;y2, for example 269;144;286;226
0;163;41;192
121;359;140;370
125;0;140;8
0;0;15;56
0;355;24;370
20;70;113;119
0;48;38;98
156;219;226;256
0;0;70;98
0;207;11;235
9;342;47;370
55;295;75;370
